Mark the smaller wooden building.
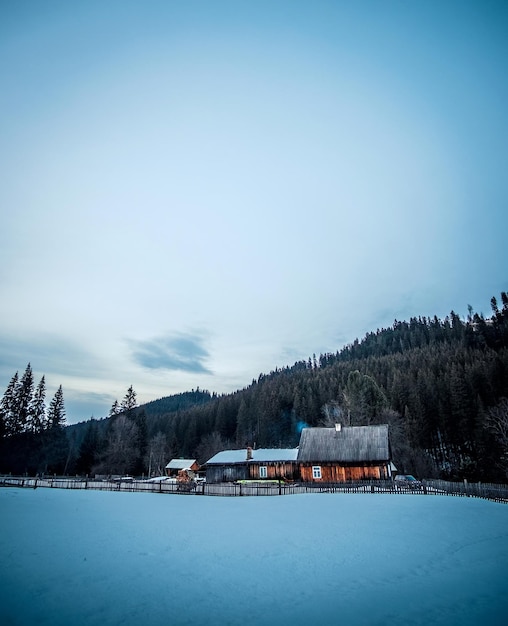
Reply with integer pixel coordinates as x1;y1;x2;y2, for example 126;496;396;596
165;458;200;477
297;424;392;482
205;448;299;484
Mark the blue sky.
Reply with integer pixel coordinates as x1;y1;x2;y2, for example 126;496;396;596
1;0;507;423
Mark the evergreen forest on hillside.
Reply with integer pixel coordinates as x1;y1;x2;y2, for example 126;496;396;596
1;294;508;482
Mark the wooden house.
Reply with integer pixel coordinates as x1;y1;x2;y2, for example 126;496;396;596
297;424;392;482
165;458;200;477
205;447;299;484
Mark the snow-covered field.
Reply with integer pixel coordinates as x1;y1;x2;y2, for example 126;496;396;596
1;488;507;626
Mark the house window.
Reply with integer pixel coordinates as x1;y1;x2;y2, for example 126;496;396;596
312;466;322;479
259;466;268;478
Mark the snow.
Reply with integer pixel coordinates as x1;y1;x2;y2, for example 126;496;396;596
207;448;299;464
1;488;507;626
165;459;197;470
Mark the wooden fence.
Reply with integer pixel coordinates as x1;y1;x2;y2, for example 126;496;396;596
1;476;507;503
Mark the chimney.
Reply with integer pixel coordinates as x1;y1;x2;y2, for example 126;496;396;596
246;446;253;460
335;423;342;432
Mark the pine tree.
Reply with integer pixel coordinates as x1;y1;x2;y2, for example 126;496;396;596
109;400;120;417
47;385;66;429
16;363;34;433
120;386;137;416
236;399;254;446
28;376;46;433
75;419;101;475
501;292;508;311
133;410;148;475
0;372;19;437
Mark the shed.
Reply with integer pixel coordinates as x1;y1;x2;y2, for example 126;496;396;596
297;424;392;482
204;448;299;484
165;458;200;477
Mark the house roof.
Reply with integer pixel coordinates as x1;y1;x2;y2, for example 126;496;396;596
297;425;390;463
165;459;198;470
205;448;299;465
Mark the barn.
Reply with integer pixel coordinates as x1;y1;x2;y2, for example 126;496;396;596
297;424;392;482
205;447;299;484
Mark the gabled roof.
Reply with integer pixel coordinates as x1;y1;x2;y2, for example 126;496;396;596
297;425;390;463
165;459;198;470
206;448;299;465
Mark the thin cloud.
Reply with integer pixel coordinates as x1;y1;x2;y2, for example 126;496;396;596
0;333;102;383
64;390;116;422
129;333;212;374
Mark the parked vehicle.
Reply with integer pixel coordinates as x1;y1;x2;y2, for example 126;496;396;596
144;476;175;483
394;474;423;490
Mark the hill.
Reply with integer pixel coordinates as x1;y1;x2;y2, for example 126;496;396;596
2;293;508;481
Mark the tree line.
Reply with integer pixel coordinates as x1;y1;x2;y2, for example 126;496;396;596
1;293;508;481
0;364;67;473
0;363;66;437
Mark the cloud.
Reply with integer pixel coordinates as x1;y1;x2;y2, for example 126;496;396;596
0;333;102;383
129;333;212;374
64;390;115;422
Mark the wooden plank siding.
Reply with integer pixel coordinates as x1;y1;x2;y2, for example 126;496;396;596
206;462;298;483
300;462;389;482
297;425;392;483
206;465;249;484
248;462;299;481
205;449;299;484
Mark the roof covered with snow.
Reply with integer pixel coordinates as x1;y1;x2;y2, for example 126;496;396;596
165;459;198;470
205;448;298;465
297;425;390;463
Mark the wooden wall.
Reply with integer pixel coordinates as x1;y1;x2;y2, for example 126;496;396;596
207;462;389;483
248;462;299;481
206;464;248;484
300;463;389;482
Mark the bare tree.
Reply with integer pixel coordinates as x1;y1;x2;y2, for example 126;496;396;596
97;415;140;476
145;432;171;477
195;431;228;465
320;400;348;426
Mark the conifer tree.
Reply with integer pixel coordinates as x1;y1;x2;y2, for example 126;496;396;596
133;410;148;475
0;372;19;437
42;385;68;474
75;419;101;475
16;363;34;433
120;385;137;415
109;399;120;417
47;385;66;429
29;376;46;433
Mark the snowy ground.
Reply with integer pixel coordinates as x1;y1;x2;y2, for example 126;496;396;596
1;488;507;626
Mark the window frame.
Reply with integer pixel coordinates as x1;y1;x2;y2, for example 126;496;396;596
312;466;322;479
259;465;268;478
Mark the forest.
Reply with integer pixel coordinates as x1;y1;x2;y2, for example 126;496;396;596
1;293;508;482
